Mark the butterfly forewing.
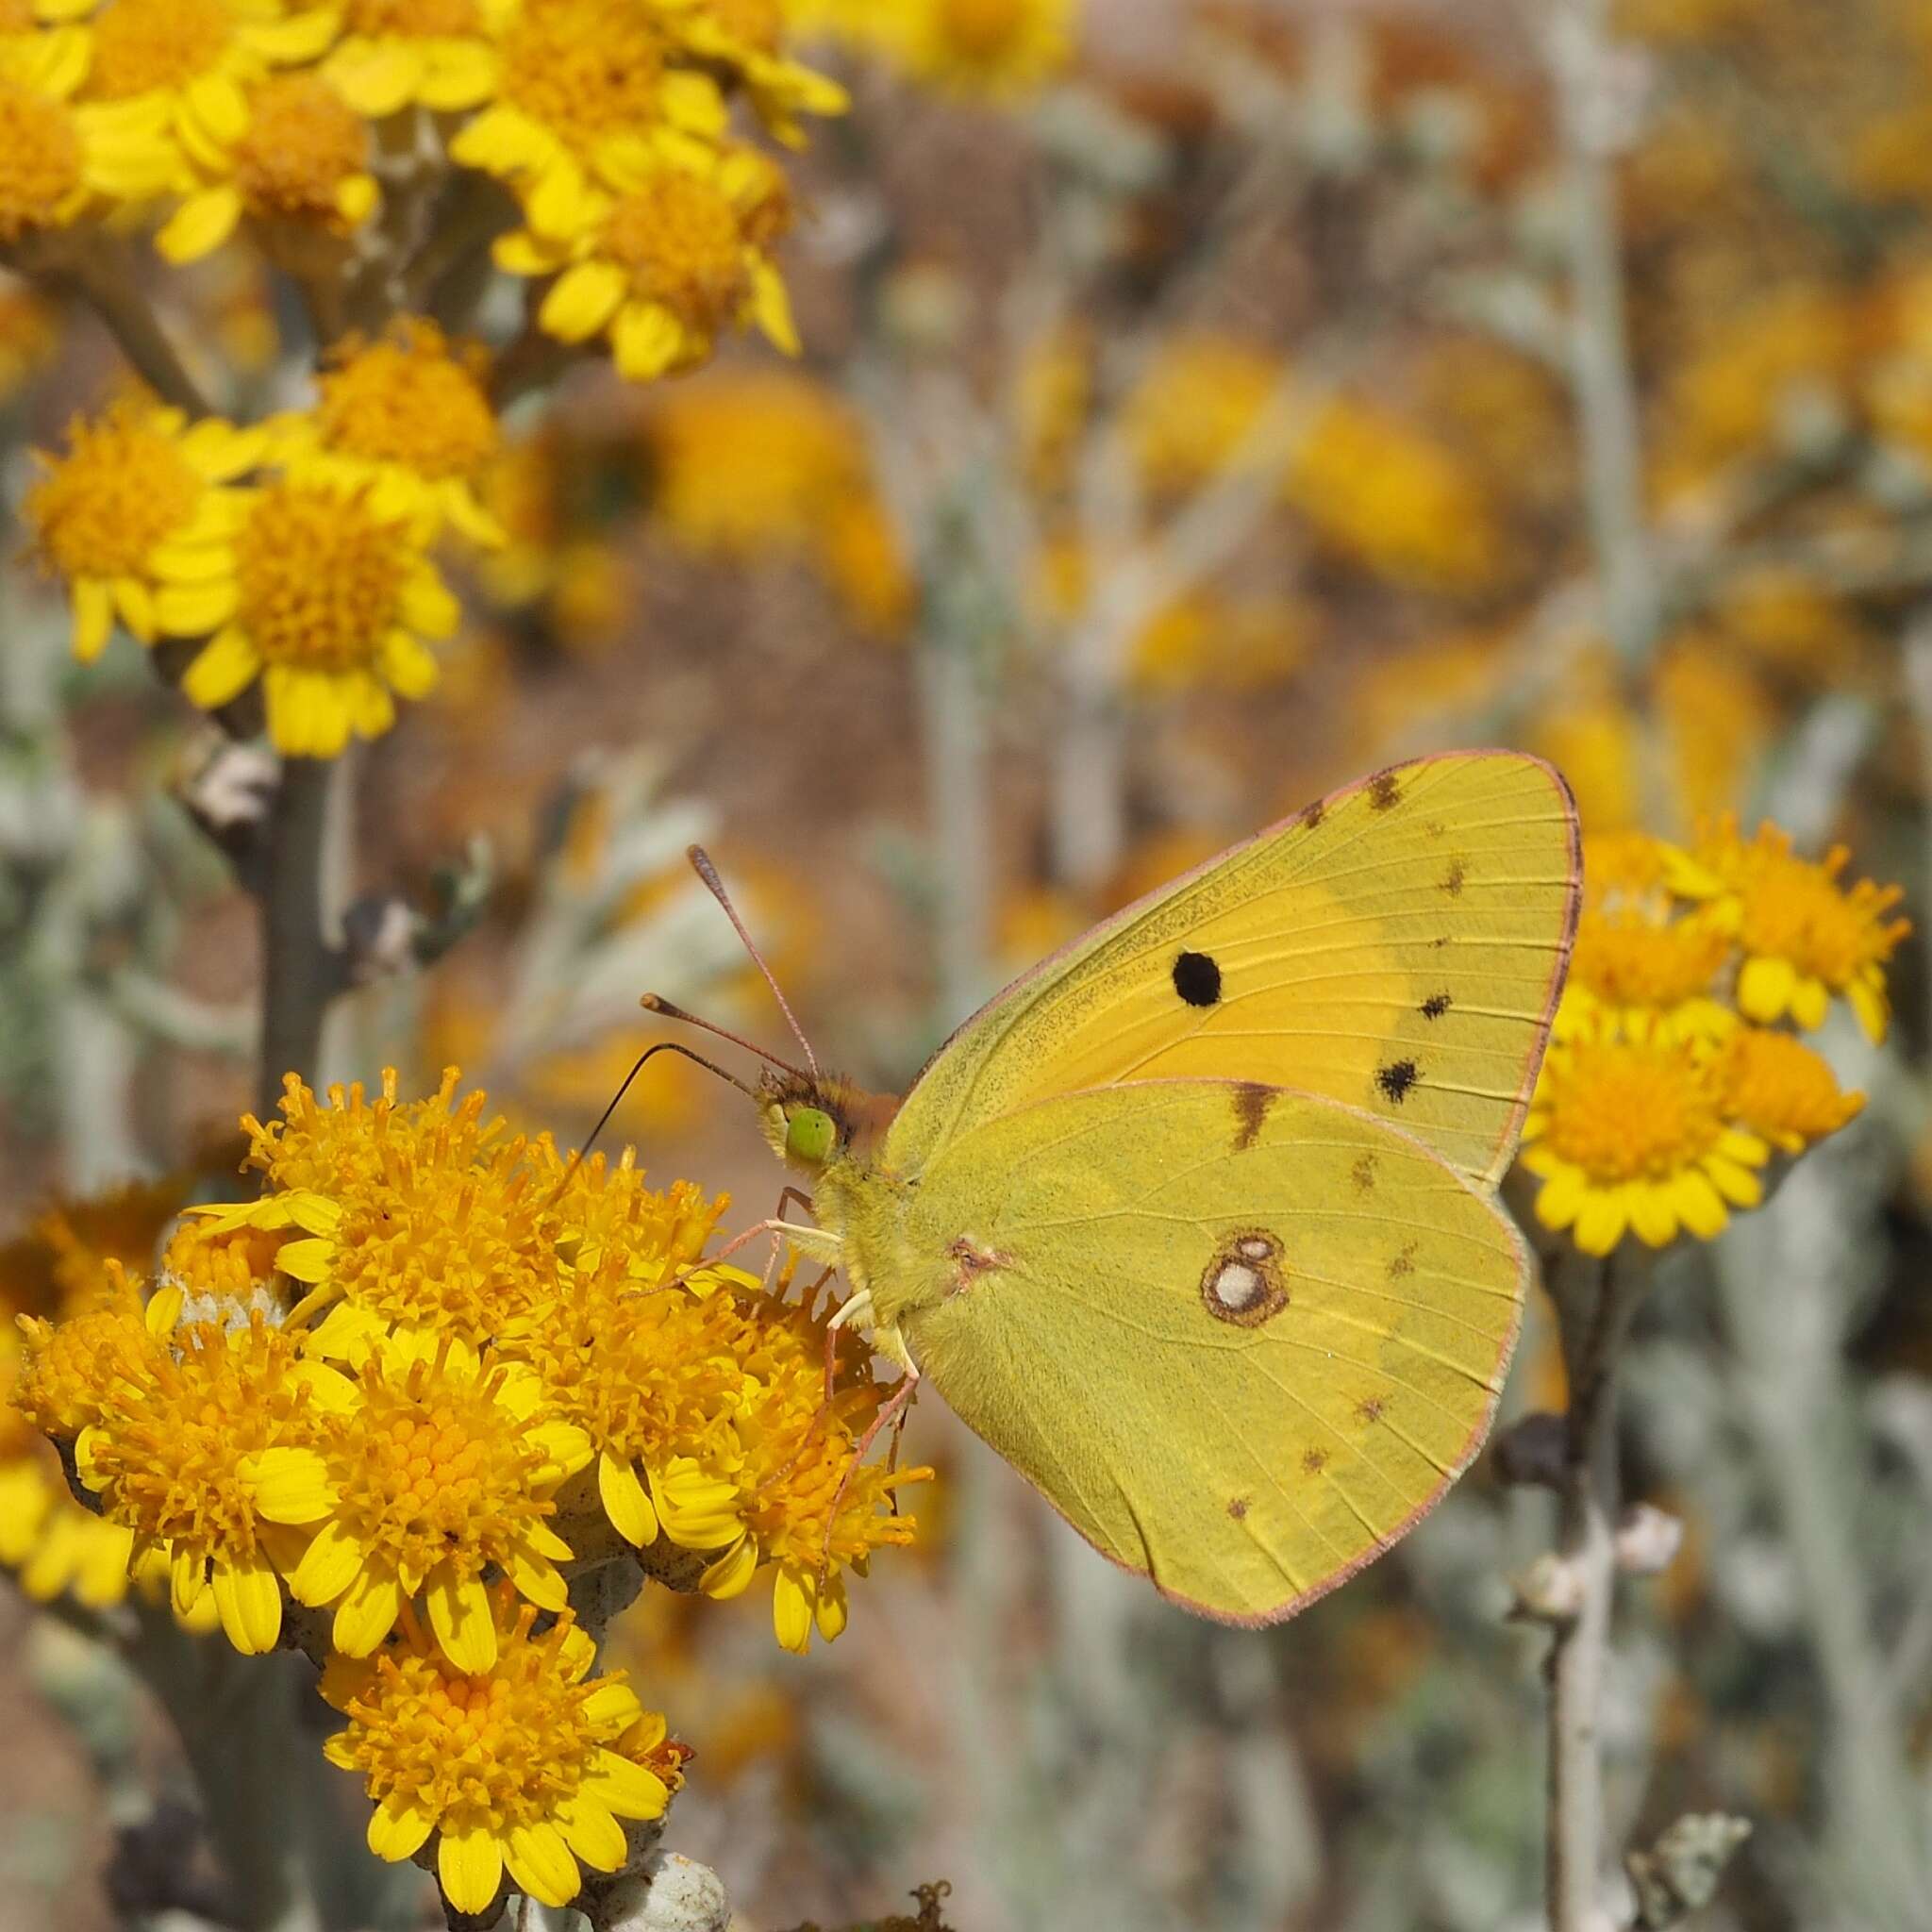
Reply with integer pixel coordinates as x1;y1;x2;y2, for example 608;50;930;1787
885;751;1579;1191
894;1080;1528;1622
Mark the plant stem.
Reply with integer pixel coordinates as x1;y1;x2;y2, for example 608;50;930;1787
1543;1246;1645;1932
258;757;342;1110
1551;0;1657;673
58;241;213;418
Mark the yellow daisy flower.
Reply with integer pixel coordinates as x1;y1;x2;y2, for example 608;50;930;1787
274;319;505;547
675;0;847;144
447;0;727;245
322;1597;682;1915
500;144;796;381
0;0;93;98
1715;1026;1865;1155
163;466;459;758
322;0;505;117
23;399;264;661
1561;904;1735;1041
157;69;379;264
84;0;340;214
16;1300;351;1653
0;75;175;242
1519;1017;1770;1257
1670;820;1910;1043
1122;333;1281;492
890;0;1074;101
249;1331;591;1671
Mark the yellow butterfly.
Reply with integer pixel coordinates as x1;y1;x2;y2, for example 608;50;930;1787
651;750;1578;1625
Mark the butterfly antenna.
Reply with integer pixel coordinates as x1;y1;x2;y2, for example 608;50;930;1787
637;992;812;1083
547;1041;758;1205
685;845;822;1083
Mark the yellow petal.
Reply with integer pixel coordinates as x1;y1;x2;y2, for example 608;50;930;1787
1671;1169;1728;1240
504;1537;569;1611
428;1564;496;1671
438;1823;505;1916
581;1681;644;1730
379;629;439;698
612;302;684;383
291;1516;365;1605
752;260;798;355
1573;1188;1627;1257
211;1551;283;1654
539;260;627;343
156;185;243;265
598;1451;658;1547
1790;975;1830;1031
814;1574;848;1641
156;577;242;640
368;1792;435;1864
772;1563;813;1654
71;577;114;660
171;1540;208;1617
246;1445;337;1524
505;1822;581;1908
1737;954;1799;1024
556;1795;627;1873
1534;1163;1586;1232
180;625;260;708
332;1560;402;1654
582;1751;669;1821
699;1532;757;1600
275;1235;334;1284
399;569;460;639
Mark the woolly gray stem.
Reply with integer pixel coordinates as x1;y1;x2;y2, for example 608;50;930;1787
1544;1245;1647;1932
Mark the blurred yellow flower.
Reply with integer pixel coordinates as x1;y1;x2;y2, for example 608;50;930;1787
322;1598;681;1914
1122;334;1279;491
1520;1019;1769;1256
252;1331;591;1670
503;145;796;379
322;0;503;116
1715;1026;1864;1153
168;468;458;758
1565;902;1734;1041
449;0;726;238
276;318;505;546
24;399;263;661
891;0;1074;101
677;0;847;143
0;76;175;241
1673;820;1909;1042
157;71;379;262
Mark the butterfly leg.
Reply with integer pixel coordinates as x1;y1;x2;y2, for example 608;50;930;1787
761;1187;816;1294
816;1363;921;1597
651;1217;837;1298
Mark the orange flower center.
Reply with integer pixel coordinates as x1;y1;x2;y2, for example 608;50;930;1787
0;79;81;238
1717;1027;1862;1146
1539;1038;1728;1184
1735;853;1907;991
1572;909;1730;1009
318;325;498;479
234;482;409;672
25;405;203;578
603;173;748;326
325;1359;554;1583
499;0;669;144
90;0;233;98
234;75;366;218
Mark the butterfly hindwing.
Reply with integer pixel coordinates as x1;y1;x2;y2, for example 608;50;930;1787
891;1080;1528;1622
885;751;1579;1191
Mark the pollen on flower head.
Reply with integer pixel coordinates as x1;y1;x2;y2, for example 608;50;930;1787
236;482;411;670
1567;905;1733;1035
25;403;201;583
495;0;672;145
604;171;751;332
321;1597;681;1914
87;0;233;97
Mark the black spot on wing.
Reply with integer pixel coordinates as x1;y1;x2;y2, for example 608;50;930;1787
1367;771;1402;811
1298;796;1325;829
1376;1058;1420;1105
1441;858;1466;896
1421;992;1452;1020
1173;949;1222;1007
1350;1152;1376;1193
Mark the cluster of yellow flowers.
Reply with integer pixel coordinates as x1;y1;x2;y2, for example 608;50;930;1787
10;1069;927;1916
1517;824;1906;1257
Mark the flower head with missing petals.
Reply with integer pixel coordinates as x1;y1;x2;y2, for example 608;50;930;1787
24;400;263;661
1715;1026;1865;1154
322;1596;682;1914
887;0;1074;101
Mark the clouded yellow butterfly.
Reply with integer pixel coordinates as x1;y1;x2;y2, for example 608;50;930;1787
655;750;1579;1624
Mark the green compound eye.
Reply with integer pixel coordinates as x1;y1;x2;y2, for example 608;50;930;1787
785;1106;838;1165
